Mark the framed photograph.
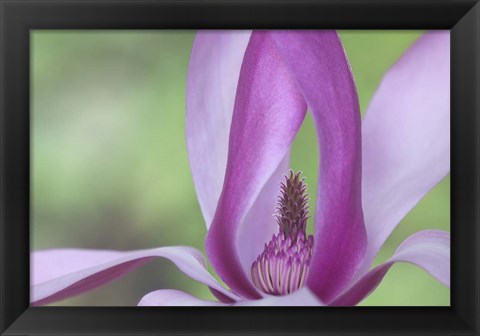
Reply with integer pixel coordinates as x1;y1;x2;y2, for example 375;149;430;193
1;0;479;335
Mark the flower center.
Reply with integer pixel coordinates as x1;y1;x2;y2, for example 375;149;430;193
251;170;314;296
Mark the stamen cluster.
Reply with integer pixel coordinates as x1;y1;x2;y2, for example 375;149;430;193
251;232;313;296
251;170;314;296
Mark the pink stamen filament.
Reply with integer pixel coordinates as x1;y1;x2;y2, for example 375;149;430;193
251;170;314;296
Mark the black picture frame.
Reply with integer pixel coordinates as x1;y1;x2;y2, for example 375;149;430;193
1;0;479;335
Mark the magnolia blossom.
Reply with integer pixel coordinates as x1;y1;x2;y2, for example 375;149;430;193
31;30;450;306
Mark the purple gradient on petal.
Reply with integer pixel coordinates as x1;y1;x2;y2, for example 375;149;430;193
33;258;152;306
209;287;237;303
330;230;450;306
271;31;367;302
31;247;239;305
187;31;289;289
205;32;307;299
186;31;251;228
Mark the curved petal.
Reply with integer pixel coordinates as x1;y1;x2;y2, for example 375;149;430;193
138;287;323;306
236;153;290;275
188;31;294;297
359;31;450;275
271;31;366;302
138;289;226;306
186;30;251;227
209;287;238;303
205;31;307;299
31;247;240;305
234;288;324;306
330;230;450;306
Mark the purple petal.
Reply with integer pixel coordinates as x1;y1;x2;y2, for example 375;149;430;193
138;287;323;306
330;230;450;306
359;31;450;275
138;289;226;306
271;31;366;302
209;287;238;303
31;247;240;305
186;31;251;227
205;32;307;299
187;31;291;296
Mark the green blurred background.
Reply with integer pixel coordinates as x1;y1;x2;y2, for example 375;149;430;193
31;30;450;306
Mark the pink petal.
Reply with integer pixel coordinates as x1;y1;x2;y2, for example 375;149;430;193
138;289;226;306
186;31;251;227
31;247;240;305
236;154;290;275
271;31;366;302
359;31;450;275
205;31;307;299
330;230;450;306
234;288;324;306
138;288;323;306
